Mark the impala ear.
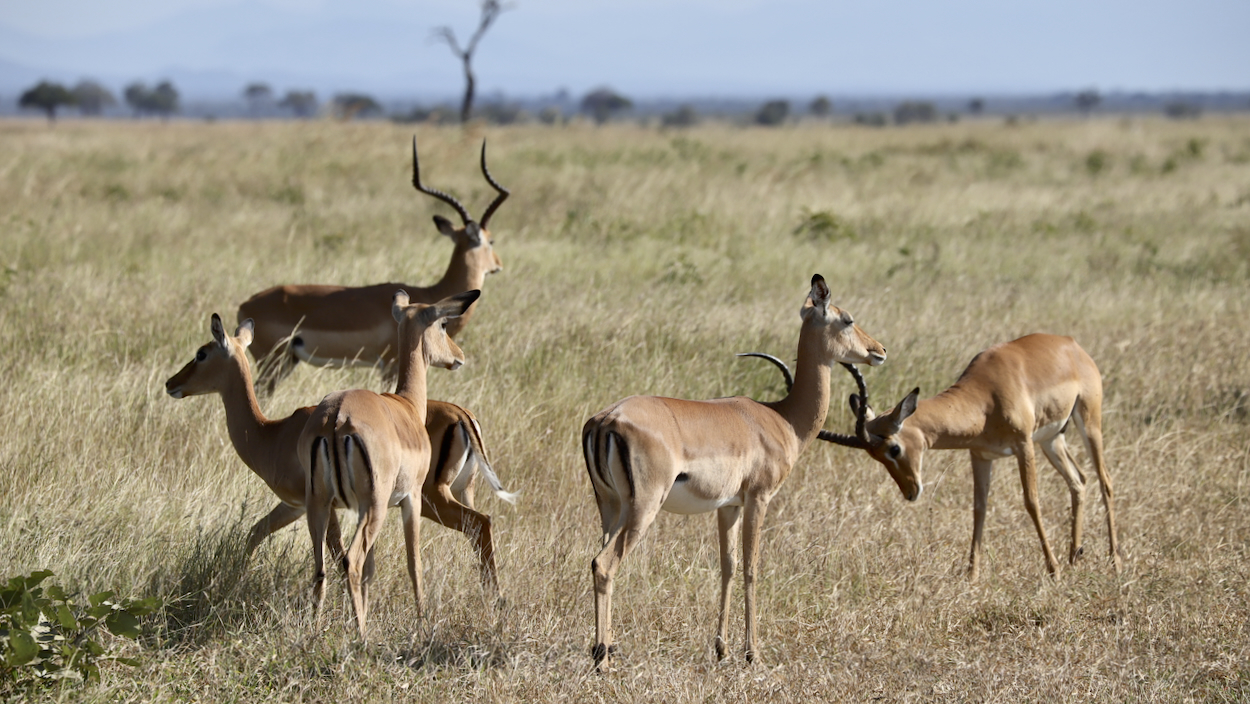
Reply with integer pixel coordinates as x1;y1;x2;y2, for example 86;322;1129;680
425;289;481;324
883;388;920;436
210;313;227;347
392;290;411;323
234;319;254;349
848;393;877;420
433;215;457;237
803;273;831;318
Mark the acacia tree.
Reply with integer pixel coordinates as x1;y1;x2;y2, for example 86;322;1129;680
432;0;512;124
19;81;76;123
242;82;273;116
72;80;117;116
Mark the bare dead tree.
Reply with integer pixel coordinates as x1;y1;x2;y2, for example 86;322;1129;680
432;1;512;125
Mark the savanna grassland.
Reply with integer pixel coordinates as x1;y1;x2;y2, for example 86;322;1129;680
1;115;1248;701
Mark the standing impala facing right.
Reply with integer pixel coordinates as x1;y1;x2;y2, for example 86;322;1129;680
582;275;886;668
820;333;1122;580
239;138;509;391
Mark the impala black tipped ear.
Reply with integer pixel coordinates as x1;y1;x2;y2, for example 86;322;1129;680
433;215;456;237
210;313;227;346
884;388;920;435
234;319;255;348
808;273;831;310
848;393;861;414
449;289;481;316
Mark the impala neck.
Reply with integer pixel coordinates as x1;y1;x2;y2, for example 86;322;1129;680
909;385;990;450
770;324;832;450
393;338;431;424
419;247;485;338
218;358;280;485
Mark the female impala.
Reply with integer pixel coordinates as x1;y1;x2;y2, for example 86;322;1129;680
582;275;886;667
165;312;517;595
300;289;479;640
820;333;1122;580
239;139;509;391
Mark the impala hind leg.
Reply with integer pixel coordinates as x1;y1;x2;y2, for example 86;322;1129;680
401;496;425;618
714;505;742;661
591;501;660;669
1040;434;1088;564
345;498;389;641
422;486;498;598
1072;408;1122;573
306;438;333;624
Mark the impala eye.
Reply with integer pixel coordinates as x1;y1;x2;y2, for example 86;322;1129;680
196;349;207;362
888;445;902;459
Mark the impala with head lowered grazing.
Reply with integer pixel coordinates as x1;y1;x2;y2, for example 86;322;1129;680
819;333;1122;580
581;274;886;668
238;138;509;392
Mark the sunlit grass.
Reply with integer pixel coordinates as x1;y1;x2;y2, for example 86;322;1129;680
0;115;1247;700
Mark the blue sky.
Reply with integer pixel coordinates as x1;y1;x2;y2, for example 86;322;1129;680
1;0;1247;99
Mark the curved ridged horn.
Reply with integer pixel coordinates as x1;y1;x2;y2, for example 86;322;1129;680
817;363;872;449
478;139;510;228
736;352;794;393
412;136;472;225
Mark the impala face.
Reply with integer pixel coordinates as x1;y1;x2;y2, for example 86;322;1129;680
851;389;923;501
166;315;254;399
433;216;503;276
800;275;887;368
390;290;474;371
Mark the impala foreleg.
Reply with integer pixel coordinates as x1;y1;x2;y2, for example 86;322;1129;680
715;505;742;661
741;493;770;664
968;455;993;581
422;486;498;598
246;503;304;556
1016;442;1060;576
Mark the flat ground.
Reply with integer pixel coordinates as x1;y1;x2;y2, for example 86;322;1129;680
0;116;1248;701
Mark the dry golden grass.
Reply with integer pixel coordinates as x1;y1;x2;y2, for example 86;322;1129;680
0;115;1248;701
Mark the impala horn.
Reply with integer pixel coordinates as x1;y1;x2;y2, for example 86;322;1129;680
478;139;510;229
412;136;473;226
817;363;872;449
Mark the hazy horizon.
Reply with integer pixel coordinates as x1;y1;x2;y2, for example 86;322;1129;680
1;0;1248;100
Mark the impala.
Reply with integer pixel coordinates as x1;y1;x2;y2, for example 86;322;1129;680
819;333;1122;580
239;138;509;391
581;275;886;667
300;289;479;640
166;311;516;597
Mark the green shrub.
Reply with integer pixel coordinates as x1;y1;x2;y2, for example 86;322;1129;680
793;208;856;241
0;570;159;691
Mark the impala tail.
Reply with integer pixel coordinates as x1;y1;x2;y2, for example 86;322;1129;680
464;417;519;504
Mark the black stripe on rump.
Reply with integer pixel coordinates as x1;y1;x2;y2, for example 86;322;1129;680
675;472;689;482
609;430;635;499
313;436;330;500
353;434;375;493
435;422;458;483
336;435;353;507
595;427;613;491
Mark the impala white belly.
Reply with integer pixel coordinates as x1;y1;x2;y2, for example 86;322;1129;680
975;419;1071;460
662;482;743;515
291;324;394;367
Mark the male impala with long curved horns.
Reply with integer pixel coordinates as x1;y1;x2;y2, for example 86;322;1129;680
238;138;509;391
819;333;1122;580
581;275;886;668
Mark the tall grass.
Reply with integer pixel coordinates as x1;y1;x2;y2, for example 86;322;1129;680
0;116;1247;700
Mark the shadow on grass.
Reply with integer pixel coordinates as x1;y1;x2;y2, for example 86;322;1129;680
144;506;305;647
